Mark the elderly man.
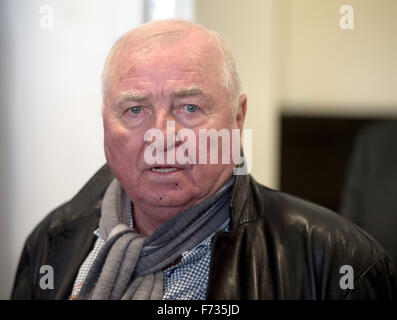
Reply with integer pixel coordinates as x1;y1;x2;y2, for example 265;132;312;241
11;19;396;300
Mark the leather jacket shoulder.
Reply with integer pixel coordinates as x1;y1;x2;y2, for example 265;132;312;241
208;173;396;299
11;164;112;299
10;165;396;299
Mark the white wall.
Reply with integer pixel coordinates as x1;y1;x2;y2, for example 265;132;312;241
281;0;397;116
0;0;144;299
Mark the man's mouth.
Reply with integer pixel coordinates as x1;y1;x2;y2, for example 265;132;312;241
151;167;180;173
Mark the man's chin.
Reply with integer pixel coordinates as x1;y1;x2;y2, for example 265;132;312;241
135;187;198;208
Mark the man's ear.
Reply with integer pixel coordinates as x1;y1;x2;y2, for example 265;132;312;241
235;94;247;131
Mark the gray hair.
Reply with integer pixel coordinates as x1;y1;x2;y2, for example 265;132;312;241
102;19;241;115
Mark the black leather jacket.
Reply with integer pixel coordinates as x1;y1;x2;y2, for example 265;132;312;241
11;165;396;299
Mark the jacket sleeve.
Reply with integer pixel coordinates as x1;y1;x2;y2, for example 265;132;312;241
344;254;397;300
10;235;36;299
10;212;52;300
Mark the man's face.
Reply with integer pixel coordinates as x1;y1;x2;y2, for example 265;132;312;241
103;31;244;213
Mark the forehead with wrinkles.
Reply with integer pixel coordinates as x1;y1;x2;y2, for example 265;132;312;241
104;20;224;92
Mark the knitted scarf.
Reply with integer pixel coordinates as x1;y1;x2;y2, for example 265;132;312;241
77;177;233;300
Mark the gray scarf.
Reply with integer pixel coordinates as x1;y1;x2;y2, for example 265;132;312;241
77;177;233;300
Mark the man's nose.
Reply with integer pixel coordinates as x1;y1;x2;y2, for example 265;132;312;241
152;112;182;151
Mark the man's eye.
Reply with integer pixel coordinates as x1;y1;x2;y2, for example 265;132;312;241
183;104;198;113
128;106;142;114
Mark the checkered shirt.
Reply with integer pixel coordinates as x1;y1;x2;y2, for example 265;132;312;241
69;217;229;300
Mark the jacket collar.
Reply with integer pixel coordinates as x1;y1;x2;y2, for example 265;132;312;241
229;173;267;230
47;164;114;232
